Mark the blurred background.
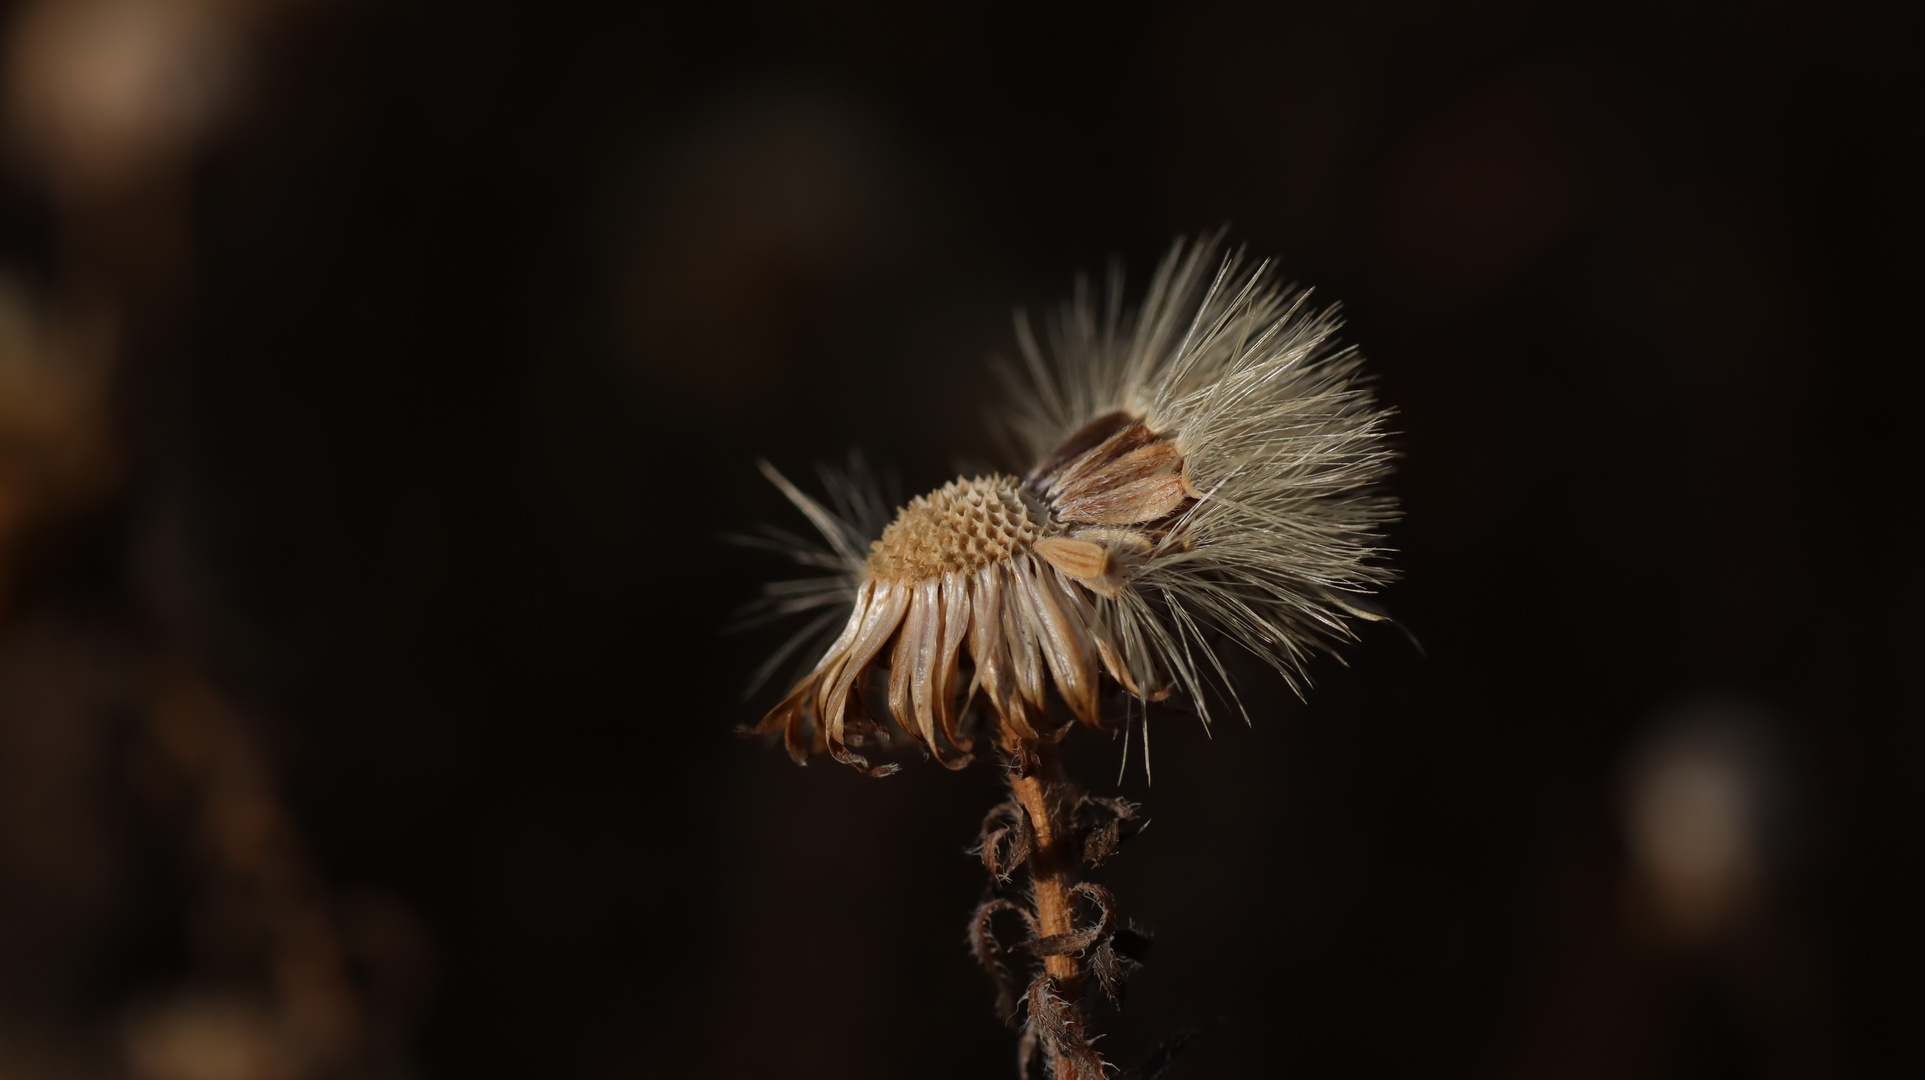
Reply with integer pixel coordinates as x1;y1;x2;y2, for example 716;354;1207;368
0;0;1917;1077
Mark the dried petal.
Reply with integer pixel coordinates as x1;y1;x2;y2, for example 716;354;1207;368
932;570;974;754
817;582;908;774
1000;563;1049;714
1015;558;1099;725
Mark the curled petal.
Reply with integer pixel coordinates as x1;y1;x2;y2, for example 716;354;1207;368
933;570;974;754
1017;558;1100;726
1000;564;1048;716
886;582;926;738
818;581;908;775
969;566;1043;746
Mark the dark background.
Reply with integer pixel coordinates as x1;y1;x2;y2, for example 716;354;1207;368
0;0;1917;1077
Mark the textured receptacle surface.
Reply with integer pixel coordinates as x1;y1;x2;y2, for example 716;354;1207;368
867;476;1053;581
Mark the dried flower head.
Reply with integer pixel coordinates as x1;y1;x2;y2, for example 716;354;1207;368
746;237;1396;775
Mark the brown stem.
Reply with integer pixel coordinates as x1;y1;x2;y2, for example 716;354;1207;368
1007;741;1086;1074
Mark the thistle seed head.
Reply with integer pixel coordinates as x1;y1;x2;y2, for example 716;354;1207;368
745;236;1398;775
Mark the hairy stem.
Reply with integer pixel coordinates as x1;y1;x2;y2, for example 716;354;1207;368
1008;742;1086;1073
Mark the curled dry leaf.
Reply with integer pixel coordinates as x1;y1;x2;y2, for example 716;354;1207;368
970;897;1039;1025
977;799;1033;883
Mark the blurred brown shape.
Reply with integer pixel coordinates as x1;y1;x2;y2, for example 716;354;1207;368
0;620;140;1032
123;995;298;1080
1623;711;1773;945
140;669;365;1075
1;1;430;1070
0;278;118;613
4;0;241;200
1500;696;1839;1080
